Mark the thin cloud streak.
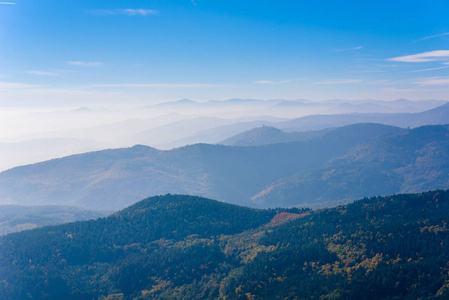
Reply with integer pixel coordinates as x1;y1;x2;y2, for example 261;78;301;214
87;83;229;88
68;61;103;66
27;70;59;76
0;82;43;89
116;9;159;16
254;79;305;85
415;77;449;86
88;9;159;16
414;32;449;42
334;46;363;52
388;50;449;63
316;79;362;85
0;2;15;4
407;66;449;73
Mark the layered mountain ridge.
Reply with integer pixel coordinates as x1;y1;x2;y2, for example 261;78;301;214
1;123;449;210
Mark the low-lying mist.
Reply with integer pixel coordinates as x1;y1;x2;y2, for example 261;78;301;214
0;98;446;172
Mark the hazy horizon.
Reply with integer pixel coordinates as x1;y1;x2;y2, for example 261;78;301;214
0;97;447;172
1;0;448;107
1;0;448;170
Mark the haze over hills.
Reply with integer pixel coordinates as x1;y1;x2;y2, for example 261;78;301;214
150;98;447;116
221;125;325;147
0;205;111;236
251;125;449;207
155;120;278;149
1;191;449;299
1;99;446;172
130;115;284;149
4;1;449;298
2;123;449;211
156;101;449;149
0;138;106;172
125;101;449;149
275;102;449;132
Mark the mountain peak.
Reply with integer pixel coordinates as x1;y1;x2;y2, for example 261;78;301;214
154;99;198;107
221;126;285;146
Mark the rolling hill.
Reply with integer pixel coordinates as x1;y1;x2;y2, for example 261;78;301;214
1;191;449;299
0;123;411;210
220;123;400;147
251;125;449;207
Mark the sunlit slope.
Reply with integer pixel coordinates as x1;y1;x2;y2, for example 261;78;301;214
0;194;277;299
1;191;449;299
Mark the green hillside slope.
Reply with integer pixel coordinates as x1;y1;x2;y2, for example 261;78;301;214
1;191;449;299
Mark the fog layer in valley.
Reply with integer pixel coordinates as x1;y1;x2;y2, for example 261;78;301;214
0;98;446;172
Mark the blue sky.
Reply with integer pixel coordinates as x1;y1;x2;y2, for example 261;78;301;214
0;0;448;106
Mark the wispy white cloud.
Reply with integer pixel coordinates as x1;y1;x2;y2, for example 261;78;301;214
334;46;363;52
68;61;103;66
116;9;158;16
355;69;387;73
414;77;449;86
377;64;401;68
87;83;228;88
0;2;16;4
414;32;449;42
0;82;43;89
381;87;424;93
367;79;390;85
388;50;449;63
254;79;305;85
191;0;197;6
316;79;362;85
88;9;159;16
27;70;59;76
407;66;449;73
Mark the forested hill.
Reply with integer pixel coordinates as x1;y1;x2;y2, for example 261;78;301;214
220;123;402;147
0;194;279;299
251;124;449;207
1;191;449;299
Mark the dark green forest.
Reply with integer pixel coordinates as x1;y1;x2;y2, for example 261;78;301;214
1;191;449;299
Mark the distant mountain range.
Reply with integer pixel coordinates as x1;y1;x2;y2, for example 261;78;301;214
274;102;449;132
1;123;449;210
130;116;283;149
1;191;449;299
165;101;449;148
2;99;447;173
151;98;447;115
